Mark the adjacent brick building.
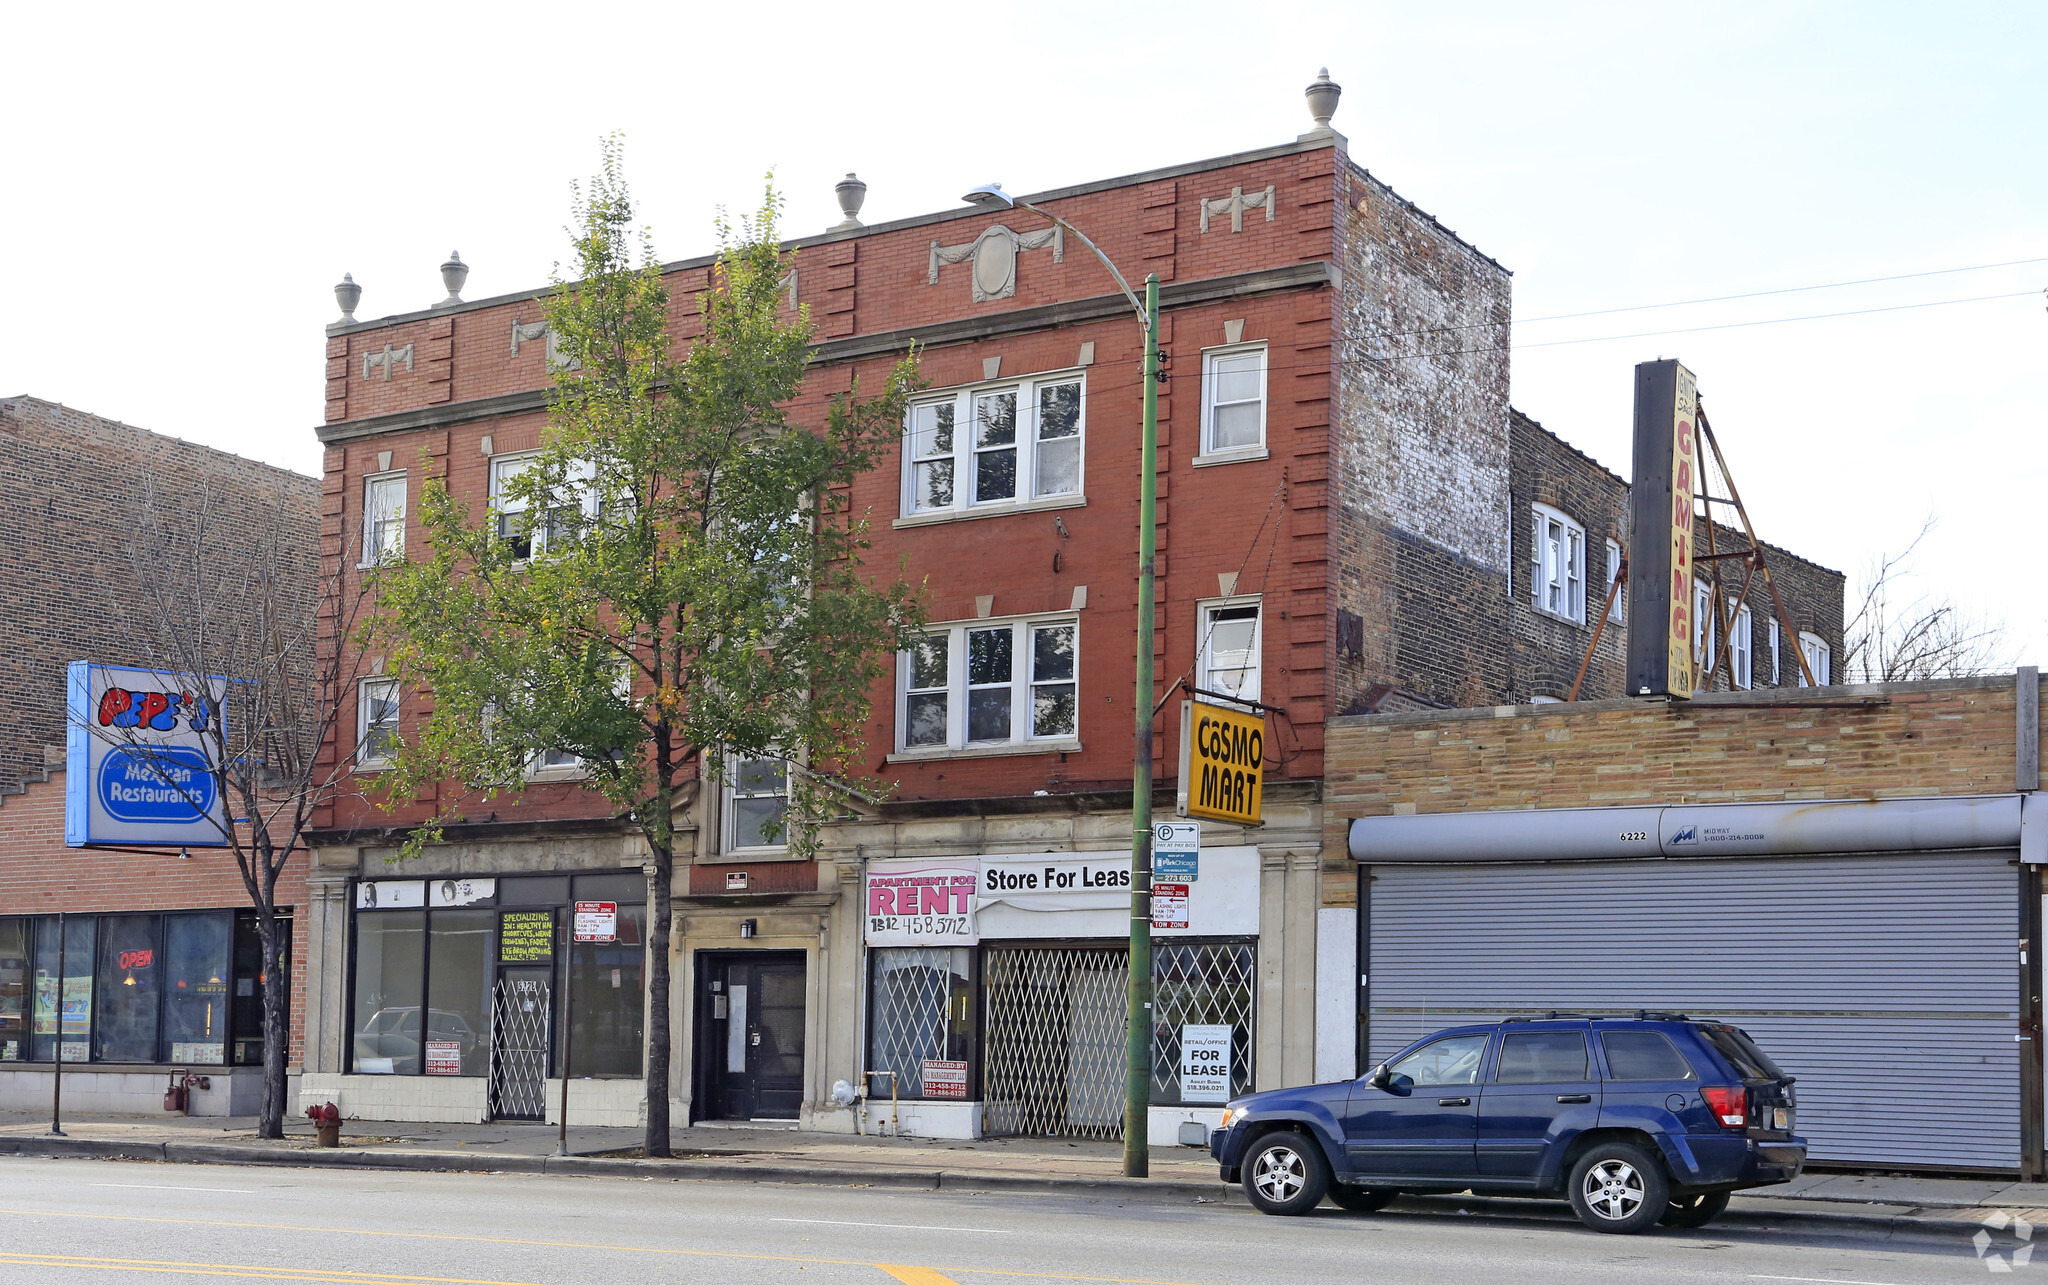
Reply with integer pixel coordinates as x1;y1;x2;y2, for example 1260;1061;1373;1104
302;73;1842;1136
0;396;318;1112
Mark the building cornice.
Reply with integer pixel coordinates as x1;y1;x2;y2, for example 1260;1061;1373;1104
315;260;1337;445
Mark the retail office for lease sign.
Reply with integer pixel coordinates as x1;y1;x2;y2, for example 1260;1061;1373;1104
66;662;231;847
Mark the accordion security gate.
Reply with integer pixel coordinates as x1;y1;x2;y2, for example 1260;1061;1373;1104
488;975;552;1121
979;941;1256;1140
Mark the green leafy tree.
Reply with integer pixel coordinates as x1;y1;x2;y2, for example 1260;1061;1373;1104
369;142;922;1154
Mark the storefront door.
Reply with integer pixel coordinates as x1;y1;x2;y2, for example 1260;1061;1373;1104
695;952;805;1121
488;968;552;1121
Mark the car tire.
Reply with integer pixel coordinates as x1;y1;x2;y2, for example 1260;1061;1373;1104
1567;1142;1670;1234
1240;1132;1331;1216
1327;1186;1398;1213
1659;1191;1730;1229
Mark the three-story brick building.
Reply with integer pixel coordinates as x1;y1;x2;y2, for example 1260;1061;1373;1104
301;73;1841;1136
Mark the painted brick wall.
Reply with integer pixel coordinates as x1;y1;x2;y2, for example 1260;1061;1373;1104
0;763;308;1063
1320;674;2037;904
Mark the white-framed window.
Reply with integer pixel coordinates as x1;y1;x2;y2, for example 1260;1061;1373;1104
357;677;401;768
1694;580;1716;682
903;372;1084;517
1196;597;1262;703
1730;603;1754;689
491;453;599;559
1199;343;1267;459
523;663;633;778
897;617;1079;751
1769;618;1782;684
1531;505;1586;623
362;472;407;565
1799;632;1832;686
1604;539;1624;624
723;754;790;852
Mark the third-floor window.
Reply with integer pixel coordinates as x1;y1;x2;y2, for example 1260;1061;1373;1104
362;472;406;565
903;372;1085;519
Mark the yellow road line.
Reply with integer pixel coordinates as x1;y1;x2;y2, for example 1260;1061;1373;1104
0;1207;1225;1285
880;1268;965;1285
0;1253;542;1285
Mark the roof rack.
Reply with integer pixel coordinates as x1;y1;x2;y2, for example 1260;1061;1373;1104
1634;1010;1692;1021
1503;1011;1598;1022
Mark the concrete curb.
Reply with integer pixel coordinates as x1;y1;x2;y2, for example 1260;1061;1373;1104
0;1135;1982;1234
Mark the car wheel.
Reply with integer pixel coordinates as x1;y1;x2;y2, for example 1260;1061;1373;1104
1327;1186;1398;1213
1240;1132;1331;1216
1659;1191;1730;1229
1567;1142;1670;1234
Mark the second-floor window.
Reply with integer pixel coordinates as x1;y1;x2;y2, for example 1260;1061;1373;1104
1769;618;1782;684
724;755;790;852
358;678;400;768
898;618;1079;751
1200;344;1267;458
1799;632;1832;686
491;454;598;559
1730;602;1754;689
1198;599;1262;703
362;473;406;565
1604;539;1624;624
904;373;1084;518
1532;505;1586;623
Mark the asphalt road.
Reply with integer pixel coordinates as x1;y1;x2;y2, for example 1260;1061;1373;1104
0;1156;2018;1284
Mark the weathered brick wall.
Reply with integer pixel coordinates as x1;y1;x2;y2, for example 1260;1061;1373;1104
0;397;321;795
1330;159;1514;712
0;760;308;1062
1320;675;2036;904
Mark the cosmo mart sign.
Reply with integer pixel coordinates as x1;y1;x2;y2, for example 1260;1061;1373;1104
66;662;230;847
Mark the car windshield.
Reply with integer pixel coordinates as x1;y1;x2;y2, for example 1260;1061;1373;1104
1387;1033;1488;1086
1698;1024;1784;1080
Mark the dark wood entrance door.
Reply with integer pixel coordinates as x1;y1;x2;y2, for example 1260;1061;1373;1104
697;952;806;1121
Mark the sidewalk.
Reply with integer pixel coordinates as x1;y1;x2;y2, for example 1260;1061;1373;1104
3;1109;2044;1235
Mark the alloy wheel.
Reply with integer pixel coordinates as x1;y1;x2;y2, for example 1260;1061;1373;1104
1582;1158;1645;1221
1251;1145;1308;1203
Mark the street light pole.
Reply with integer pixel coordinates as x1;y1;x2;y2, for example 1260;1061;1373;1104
959;186;1158;1176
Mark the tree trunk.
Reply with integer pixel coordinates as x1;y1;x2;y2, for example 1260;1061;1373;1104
644;837;674;1157
256;903;289;1140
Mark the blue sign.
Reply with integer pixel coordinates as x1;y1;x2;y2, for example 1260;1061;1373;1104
1154;849;1199;881
1153;821;1200;881
96;747;217;824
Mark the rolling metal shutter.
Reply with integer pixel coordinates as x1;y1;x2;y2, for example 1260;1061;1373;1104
1367;851;2020;1170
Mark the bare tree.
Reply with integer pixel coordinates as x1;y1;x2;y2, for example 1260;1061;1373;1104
81;449;374;1138
1843;518;2009;683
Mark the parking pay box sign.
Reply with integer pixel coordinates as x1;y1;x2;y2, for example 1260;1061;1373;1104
1152;821;1199;882
1180;1024;1233;1103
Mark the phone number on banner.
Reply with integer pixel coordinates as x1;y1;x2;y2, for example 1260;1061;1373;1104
868;914;975;943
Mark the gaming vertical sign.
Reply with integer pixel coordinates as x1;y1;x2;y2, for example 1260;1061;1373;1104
1626;360;1700;700
66;662;230;847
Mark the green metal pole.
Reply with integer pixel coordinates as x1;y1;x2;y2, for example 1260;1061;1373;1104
1124;274;1161;1178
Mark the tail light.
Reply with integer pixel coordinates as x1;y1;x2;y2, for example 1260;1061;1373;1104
1701;1085;1748;1129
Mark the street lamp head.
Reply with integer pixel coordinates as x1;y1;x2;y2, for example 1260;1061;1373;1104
961;182;1015;209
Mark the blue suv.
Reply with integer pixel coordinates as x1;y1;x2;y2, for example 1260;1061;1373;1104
1211;1012;1805;1233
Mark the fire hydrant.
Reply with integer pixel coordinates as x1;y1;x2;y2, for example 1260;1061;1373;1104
163;1071;210;1115
305;1101;341;1148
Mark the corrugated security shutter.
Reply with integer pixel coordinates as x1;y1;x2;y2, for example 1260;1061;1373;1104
1367;852;2019;1170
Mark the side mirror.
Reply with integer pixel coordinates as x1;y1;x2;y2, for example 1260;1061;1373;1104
1366;1065;1391;1090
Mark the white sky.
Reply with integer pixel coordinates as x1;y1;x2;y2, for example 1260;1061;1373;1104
6;2;2041;664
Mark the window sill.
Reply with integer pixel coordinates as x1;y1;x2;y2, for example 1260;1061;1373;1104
525;766;592;783
1191;446;1269;468
701;849;798;864
893;494;1087;529
887;739;1082;764
354;760;395;774
1530;604;1587;628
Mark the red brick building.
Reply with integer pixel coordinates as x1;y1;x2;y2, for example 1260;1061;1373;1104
0;397;317;1114
302;74;1841;1135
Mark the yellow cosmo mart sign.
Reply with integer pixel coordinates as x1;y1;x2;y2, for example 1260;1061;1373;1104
1177;699;1264;826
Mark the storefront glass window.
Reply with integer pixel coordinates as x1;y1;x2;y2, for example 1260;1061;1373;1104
1150;940;1257;1106
568;904;644;1077
868;947;974;1098
425;910;495;1076
352;910;425;1073
0;919;27;1062
33;916;95;1063
161;913;231;1065
94;914;163;1064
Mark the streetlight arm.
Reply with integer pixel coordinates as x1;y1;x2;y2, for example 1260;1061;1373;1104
1015;199;1150;331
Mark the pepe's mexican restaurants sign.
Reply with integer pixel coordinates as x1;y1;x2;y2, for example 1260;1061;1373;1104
66;662;230;847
